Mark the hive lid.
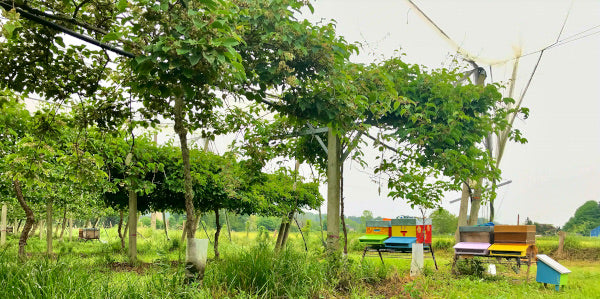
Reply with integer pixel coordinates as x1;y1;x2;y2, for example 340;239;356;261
366;220;391;227
358;234;389;241
536;254;571;274
391;218;417;226
453;242;491;250
488;243;529;251
459;226;494;233
384;237;417;244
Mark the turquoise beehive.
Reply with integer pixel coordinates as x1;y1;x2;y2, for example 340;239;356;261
536;254;571;291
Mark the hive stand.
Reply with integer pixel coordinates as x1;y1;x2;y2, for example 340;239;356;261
78;228;100;242
452;225;537;281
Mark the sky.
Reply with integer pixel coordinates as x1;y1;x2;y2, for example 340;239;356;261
22;0;599;227
285;0;600;227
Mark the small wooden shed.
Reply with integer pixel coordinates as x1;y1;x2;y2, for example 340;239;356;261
536;254;571;291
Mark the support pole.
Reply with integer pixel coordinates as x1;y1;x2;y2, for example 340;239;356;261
1;203;6;246
326;127;341;253
128;189;138;262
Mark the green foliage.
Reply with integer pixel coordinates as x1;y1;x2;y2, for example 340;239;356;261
455;259;486;277
430;207;459;235
563;201;600;235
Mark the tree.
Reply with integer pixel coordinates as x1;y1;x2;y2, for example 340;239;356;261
430;208;458;235
563;201;600;235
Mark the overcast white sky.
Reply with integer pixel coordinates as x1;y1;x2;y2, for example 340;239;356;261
281;0;599;227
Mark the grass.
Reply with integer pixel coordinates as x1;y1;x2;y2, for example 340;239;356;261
0;227;599;298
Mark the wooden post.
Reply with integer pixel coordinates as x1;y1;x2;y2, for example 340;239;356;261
46;200;52;255
163;211;170;240
128;189;138;262
1;203;6;245
69;218;73;242
326;128;341;253
151;212;157;230
557;231;566;258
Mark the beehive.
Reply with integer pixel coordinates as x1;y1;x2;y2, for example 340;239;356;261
536;254;571;291
453;242;491;255
359;220;391;246
79;228;99;240
391;218;416;238
384;237;417;249
488;243;530;257
494;225;536;244
459;226;494;243
416;218;433;244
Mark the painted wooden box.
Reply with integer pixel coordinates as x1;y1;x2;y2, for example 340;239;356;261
459;226;494;243
416;218;433;244
488;243;530;257
358;234;389;246
79;228;99;240
494;225;536;244
536;254;571;291
453;242;491;255
391;218;416;238
360;220;391;246
384;237;417;250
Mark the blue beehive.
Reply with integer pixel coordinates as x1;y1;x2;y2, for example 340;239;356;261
591;225;600;237
536;254;571;291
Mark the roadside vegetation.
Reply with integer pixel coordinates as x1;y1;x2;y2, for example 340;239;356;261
1;227;598;298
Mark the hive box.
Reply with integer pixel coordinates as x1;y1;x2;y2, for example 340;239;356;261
488;243;530;257
365;220;392;236
416;218;433;244
391;218;433;244
459;226;494;243
494;225;536;244
536;254;571;291
359;220;391;246
453;242;491;255
384;237;417;250
391;218;417;238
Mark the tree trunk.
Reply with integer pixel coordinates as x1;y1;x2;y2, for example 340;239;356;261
118;210;125;249
59;209;67;241
468;180;483;226
181;220;187;243
281;212;294;249
455;182;471;243
46;200;53;255
340;163;348;255
151;212;157;230
326;128;341;253
1;203;6;246
213;208;221;260
123;218;129;239
69;218;73;242
174;95;196;239
14;180;34;258
38;220;44;239
294;217;308;252
275;220;286;250
224;211;232;241
163;211;170;240
128;188;138;262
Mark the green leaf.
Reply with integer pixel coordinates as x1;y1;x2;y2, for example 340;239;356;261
102;32;121;42
117;0;128;11
189;54;202;66
176;48;190;55
221;37;239;48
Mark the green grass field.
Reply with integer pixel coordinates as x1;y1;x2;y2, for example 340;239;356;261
1;227;599;298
